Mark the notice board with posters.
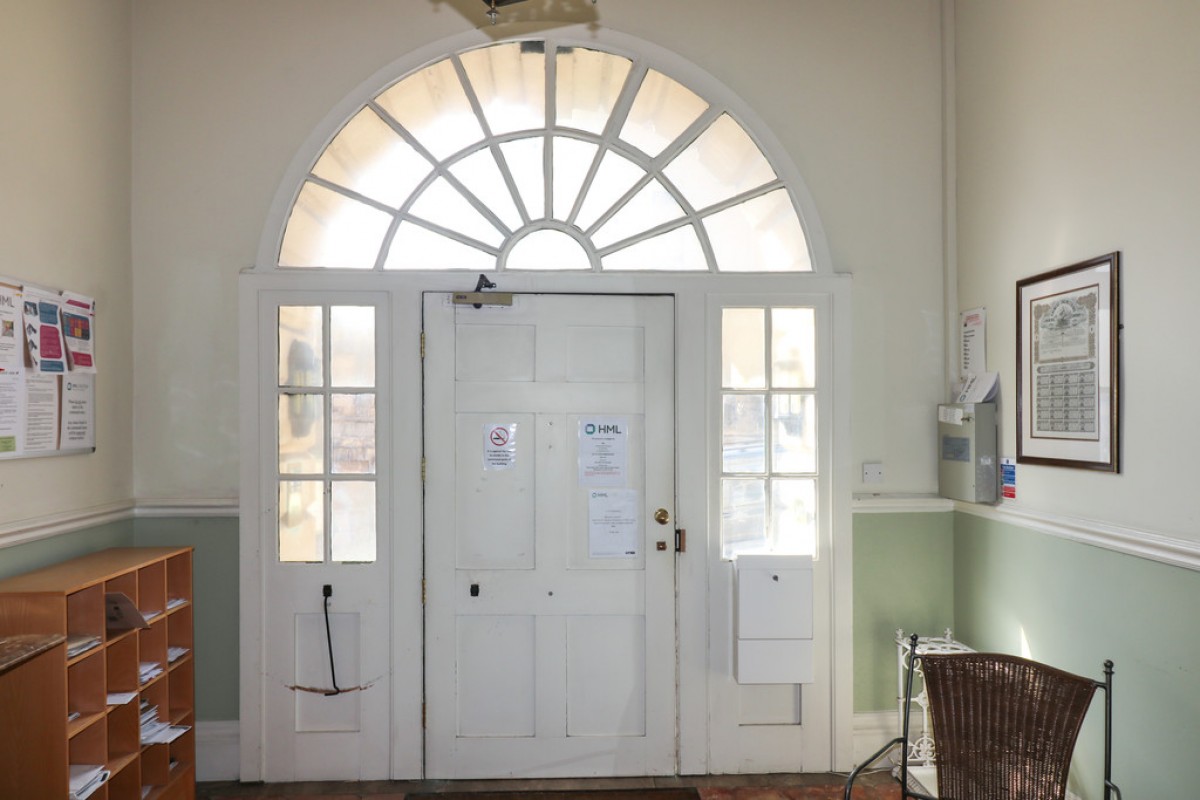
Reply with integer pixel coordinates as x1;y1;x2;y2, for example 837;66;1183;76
0;277;96;459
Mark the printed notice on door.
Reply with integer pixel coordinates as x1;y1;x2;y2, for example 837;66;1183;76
483;423;517;470
578;416;627;486
588;489;639;558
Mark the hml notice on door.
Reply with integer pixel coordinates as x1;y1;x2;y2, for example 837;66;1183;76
578;416;627;486
588;489;639;558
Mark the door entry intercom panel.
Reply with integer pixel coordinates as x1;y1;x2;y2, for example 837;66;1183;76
938;402;997;504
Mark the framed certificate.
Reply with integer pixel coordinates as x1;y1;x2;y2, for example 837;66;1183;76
1016;252;1120;471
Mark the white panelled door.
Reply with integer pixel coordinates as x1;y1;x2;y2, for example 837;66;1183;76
259;293;391;781
423;293;676;779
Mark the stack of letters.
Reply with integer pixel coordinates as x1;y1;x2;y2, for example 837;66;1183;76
68;764;109;800
138;661;163;685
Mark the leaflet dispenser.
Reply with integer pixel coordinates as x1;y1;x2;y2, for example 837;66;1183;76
937;403;997;504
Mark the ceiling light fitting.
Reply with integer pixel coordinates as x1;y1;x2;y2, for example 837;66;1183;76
483;0;597;25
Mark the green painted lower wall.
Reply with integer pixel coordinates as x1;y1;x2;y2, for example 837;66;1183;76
0;516;239;722
852;511;954;712
0;521;134;580
134;517;240;721
954;512;1200;799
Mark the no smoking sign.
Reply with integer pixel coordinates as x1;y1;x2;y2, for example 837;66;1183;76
483;423;517;470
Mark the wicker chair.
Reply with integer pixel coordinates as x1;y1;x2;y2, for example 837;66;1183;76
845;634;1121;800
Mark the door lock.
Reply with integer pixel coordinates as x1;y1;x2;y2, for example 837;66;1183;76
653;508;671;526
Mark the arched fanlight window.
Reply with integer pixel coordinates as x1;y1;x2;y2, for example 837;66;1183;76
278;40;812;273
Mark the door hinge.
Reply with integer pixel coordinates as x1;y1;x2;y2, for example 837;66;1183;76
421;457;426;482
675;527;686;553
420;331;426;360
422;701;426;729
421;578;426;605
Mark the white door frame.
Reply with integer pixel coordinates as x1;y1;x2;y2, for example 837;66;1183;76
238;270;854;781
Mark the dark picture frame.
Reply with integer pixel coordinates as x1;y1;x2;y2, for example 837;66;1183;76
1016;252;1120;471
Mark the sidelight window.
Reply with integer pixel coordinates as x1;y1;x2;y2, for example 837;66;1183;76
719;306;818;558
276;304;378;563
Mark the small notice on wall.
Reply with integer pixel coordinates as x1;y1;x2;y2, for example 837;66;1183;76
60;374;95;449
0;285;22;375
588;489;640;558
482;422;517;470
578;417;628;486
1001;457;1017;500
960;307;987;376
23;373;60;453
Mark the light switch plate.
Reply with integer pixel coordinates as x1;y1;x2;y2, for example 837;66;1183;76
862;462;884;484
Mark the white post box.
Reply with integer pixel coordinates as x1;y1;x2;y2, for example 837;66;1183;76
734;554;814;684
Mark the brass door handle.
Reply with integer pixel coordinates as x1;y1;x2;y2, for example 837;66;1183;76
654;508;670;526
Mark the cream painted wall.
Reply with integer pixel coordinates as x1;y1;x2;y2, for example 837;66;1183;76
0;0;133;524
130;0;947;499
955;0;1200;541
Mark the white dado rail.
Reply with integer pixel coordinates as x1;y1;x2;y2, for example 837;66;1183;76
853;493;1200;573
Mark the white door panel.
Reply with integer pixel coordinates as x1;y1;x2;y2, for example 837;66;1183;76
424;293;675;779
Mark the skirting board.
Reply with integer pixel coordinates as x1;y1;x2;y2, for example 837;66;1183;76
197;720;240;781
853;711;899;766
212;714;897;783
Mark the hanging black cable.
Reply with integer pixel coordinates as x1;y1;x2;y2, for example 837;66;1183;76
322;584;341;696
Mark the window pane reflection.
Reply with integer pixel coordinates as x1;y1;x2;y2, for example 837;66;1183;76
601;225;706;271
375;59;483;159
332;482;377;562
771;308;816;388
278;306;323;387
723;395;765;473
278;394;323;475
460;42;546;136
620;69;707;156
279;182;392;269
664;114;777;211
575;150;642;230
499;138;545;220
279;480;324;562
591;179;682;247
721;479;766;559
721;308;765;389
450;149;523;231
330;306;375;388
552;138;598;220
704;190;811;272
771;394;816;474
556;46;632;134
332;394;376;474
410;177;504;247
771;478;816;556
312;108;430;208
384;223;494;271
507;229;590;271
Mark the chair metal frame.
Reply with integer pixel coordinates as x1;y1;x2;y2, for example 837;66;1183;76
844;633;1121;800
